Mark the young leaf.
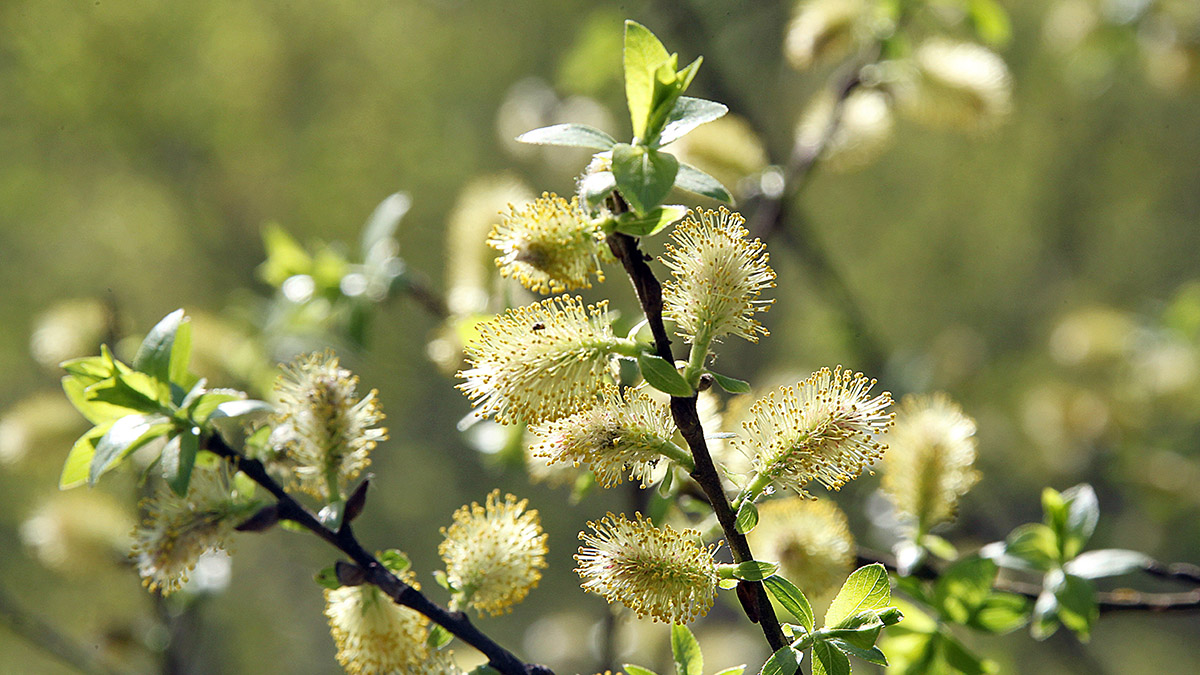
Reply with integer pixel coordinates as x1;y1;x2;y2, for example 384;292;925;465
89;413;171;485
624;665;662;675
828;640;888;667
314;565;340;590
940;632;998;674
934;556;998;623
968;0;1012;46
735;500;759;534
63;375;132;425
612;143;680;215
674;162;733;203
825;564;891;629
811;641;851;675
377;549;411;574
614;204;687;237
426;625;453;650
1002;523;1058;572
733;560;779;582
1063;548;1152;579
167;315;195;389
758;645;803;675
1054;573;1098;641
319;500;347;531
657;97;728;147
133;309;186;384
162;426;200;496
517;123;617;150
967;593;1030;634
624;20;672;139
638;352;693;397
763;576;815;633
85;372;165;414
580;170;618;210
1060;484;1099;560
60;421;113;489
714;668;747;675
709;370;751;394
671;624;703;675
1030;590;1059;640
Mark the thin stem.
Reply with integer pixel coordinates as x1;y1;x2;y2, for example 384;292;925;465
204;435;551;675
606;230;787;653
683;331;712;389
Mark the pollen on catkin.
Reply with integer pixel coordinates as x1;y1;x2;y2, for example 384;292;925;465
488;192;611;294
737;366;894;497
530;385;678;488
661;207;775;345
270;351;387;500
323;566;431;674
881;393;981;532
457;295;621;425
746;497;854;607
131;464;242;596
575;513;718;624
439;491;548;616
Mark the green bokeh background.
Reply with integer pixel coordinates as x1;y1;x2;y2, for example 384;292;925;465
2;1;1198;673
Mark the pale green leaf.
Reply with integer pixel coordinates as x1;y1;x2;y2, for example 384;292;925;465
671;624;703;675
624;20;671;138
764;576;814;633
60;422;113;489
709;370;751;394
811;641;851;675
735;500;759;534
89;413;171;485
733;560;778;582
1064;549;1152;579
758;645;803;675
612;143;679;215
613;205;687;237
517;123;617;150
825;564;891;628
624;665;661;675
134;309;185;384
658;97;728;146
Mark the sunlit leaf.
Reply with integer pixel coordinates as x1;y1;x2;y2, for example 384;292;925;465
764;576;814;633
612;143;679;215
517;123;618;150
825;564;891;628
624;20;671;138
658;97;728;146
671;624;703;675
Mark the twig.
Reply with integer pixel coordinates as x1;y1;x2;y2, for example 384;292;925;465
205;435;551;675
606;230;787;653
857;548;1200;614
0;582;121;675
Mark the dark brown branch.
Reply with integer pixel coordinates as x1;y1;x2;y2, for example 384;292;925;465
857;548;1200;615
205;435;550;675
606;231;787;653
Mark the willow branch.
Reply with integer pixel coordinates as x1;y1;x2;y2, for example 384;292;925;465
204;435;550;675
857;548;1200;614
606;230;787;653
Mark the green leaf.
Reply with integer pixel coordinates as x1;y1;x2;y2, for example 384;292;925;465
811;641;851;675
764;576;815;633
934;557;997;623
517;123;617;150
85;372;165;415
657;466;675;497
314;565;340;590
134;309;186;385
968;0;1012;46
162;427;199;496
671;624;703;675
360;191;410;256
168;315;194;388
1030;590;1059;640
714;668;747;675
658;97;728;146
825;564;891;628
733;560;779;582
758;645;803;675
187;390;246;424
828;640;887;667
60;422;113;489
426;625;452;650
638;352;692;397
941;632;997;674
735;500;759;534
89;413;171;485
709;370;751;394
624;20;671;139
580;170;617;210
62;376;130;425
674;162;733;203
259;224;313;287
1003;523;1059;572
624;665;661;675
820;613;883;650
1060;484;1099;559
967;593;1030;634
613;204;687;237
210;399;275;421
612;143;679;215
1054;573;1097;641
1064;548;1152;579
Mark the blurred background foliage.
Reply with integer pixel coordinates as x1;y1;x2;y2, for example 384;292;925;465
1;0;1197;673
